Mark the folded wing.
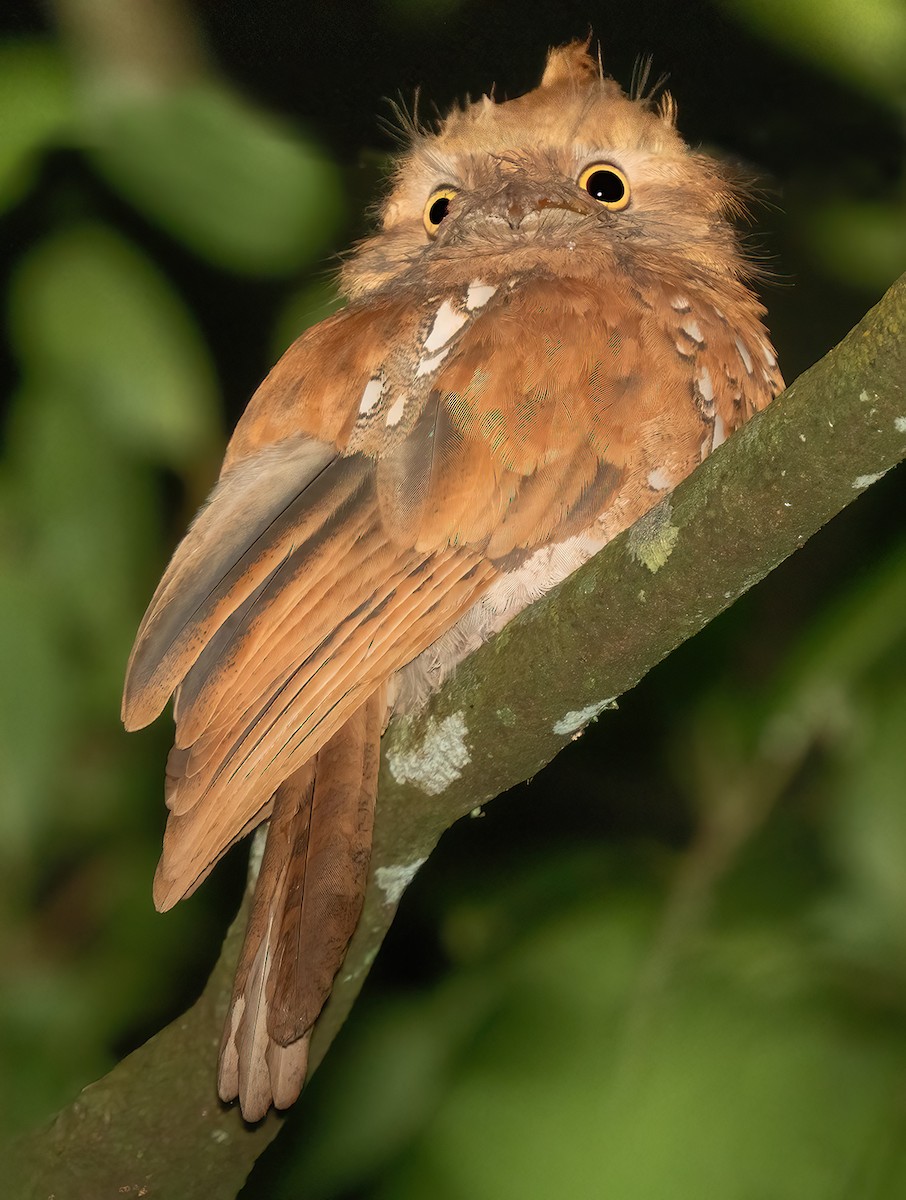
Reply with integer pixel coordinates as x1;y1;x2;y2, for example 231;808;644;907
124;277;761;913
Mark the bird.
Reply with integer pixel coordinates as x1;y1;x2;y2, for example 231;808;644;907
122;39;784;1121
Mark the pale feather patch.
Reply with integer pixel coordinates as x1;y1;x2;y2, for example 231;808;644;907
671;295;691;311
267;1035;310;1111
465;282;497;310
696;366;715;404
681;316;704;343
219;994;245;1092
359;374;385;415
424;299;468;352
712;413;727;449
393;532;605;713
416;346;451;377
386;394;407;426
647;467;672;491
736;337;754;374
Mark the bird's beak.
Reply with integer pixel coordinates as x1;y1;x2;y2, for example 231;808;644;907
493;179;588;228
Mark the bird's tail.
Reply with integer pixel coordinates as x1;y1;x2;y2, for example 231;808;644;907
217;687;385;1121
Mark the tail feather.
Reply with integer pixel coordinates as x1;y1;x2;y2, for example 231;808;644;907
218;688;385;1120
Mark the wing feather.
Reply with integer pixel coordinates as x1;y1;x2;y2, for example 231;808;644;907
152;546;492;910
123;437;349;729
127;276;780;920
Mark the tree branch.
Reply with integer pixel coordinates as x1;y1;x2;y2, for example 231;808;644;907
8;274;905;1198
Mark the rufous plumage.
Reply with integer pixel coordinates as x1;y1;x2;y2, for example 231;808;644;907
123;40;783;1120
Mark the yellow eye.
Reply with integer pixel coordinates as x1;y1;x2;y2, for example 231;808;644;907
577;163;630;210
423;187;457;236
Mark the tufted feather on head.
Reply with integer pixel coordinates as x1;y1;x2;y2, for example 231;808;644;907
341;40;756;304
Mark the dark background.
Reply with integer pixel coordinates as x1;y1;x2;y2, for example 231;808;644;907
1;1;904;1196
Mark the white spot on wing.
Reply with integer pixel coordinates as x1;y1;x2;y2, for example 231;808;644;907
375;859;428;906
696;367;714;403
424;300;468;352
466;282;497;310
416;346;451;377
386;395;406;426
671;295;690;311
681;316;704;343
713;413;727;449
736;338;754;374
647;467;672;491
554;699;617;735
387;712;471;795
359;374;385;415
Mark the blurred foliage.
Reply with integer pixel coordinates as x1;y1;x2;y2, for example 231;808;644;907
804;196;906;290
0;40;73;215
87;83;346;276
0;0;904;1197
717;0;906;107
712;0;905;299
11;223;219;464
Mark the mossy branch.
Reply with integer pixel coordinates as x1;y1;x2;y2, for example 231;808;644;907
7;274;905;1198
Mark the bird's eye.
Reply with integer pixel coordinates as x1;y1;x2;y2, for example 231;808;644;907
578;164;630;210
423;187;458;237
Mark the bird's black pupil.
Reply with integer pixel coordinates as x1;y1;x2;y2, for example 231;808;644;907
429;195;451;226
585;170;625;204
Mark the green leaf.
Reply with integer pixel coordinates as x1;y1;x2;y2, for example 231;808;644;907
0;40;73;215
9;224;219;467
86;83;345;275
